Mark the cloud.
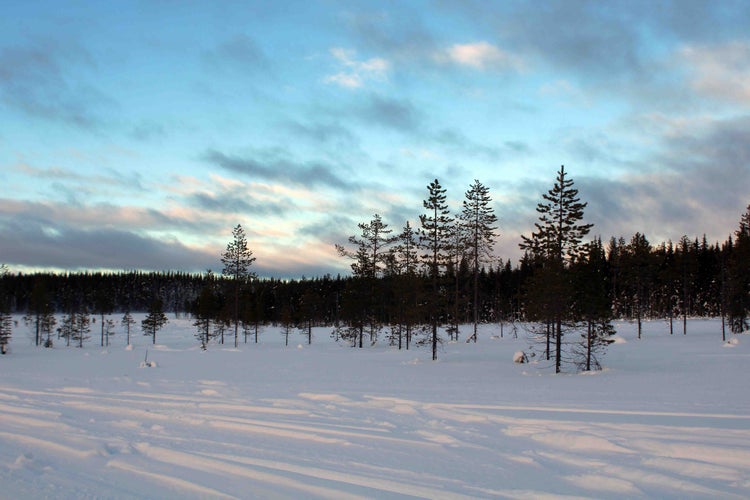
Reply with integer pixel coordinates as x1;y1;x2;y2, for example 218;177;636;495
434;128;529;162
0;40;111;128
324;47;389;89
202;148;356;190
186;189;296;217
576;114;750;245
436;41;522;71
341;9;438;64
283;120;359;150
358;93;422;132
681;41;750;104
203;34;268;73
0;214;216;272
129;121;167;142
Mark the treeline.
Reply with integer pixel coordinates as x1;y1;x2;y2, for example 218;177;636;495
0;168;748;370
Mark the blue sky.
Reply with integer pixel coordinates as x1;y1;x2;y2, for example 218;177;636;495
1;0;749;278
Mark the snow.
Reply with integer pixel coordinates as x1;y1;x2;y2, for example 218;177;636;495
1;317;749;498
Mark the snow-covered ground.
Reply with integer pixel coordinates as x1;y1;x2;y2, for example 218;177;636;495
1;316;749;499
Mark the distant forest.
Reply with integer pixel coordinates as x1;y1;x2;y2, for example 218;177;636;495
1;167;748;369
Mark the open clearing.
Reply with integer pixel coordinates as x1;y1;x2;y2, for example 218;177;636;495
1;317;749;498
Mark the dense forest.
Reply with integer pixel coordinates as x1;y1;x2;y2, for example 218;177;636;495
1;167;748;369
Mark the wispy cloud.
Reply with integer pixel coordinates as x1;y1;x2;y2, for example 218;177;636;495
0;40;111;128
324;47;389;89
202;148;356;190
203;34;268;73
436;41;522;71
681;41;750;104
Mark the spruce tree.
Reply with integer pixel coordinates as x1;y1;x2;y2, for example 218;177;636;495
122;311;136;346
221;224;256;348
572;238;615;370
728;204;750;333
336;213;397;347
392;221;421;350
419;179;453;361
73;309;91;348
193;283;217;350
142;298;168;345
621;232;654;339
0;265;11;354
24;280;54;347
459;180;498;342
519;166;593;373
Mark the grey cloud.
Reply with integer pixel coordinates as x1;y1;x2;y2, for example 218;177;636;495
343;8;438;63
573;115;750;246
0;41;111;128
442;0;750;85
434;128;530;162
188;191;295;217
0;218;215;272
649;0;750;42
203;34;268;72
283;120;359;149
202;149;356;190
129;121;167;142
359;94;422;132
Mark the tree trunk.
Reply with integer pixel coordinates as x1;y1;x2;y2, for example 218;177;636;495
555;317;562;374
432;320;438;361
586;320;592;372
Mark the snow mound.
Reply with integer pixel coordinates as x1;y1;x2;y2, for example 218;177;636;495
514;351;529;363
723;338;740;348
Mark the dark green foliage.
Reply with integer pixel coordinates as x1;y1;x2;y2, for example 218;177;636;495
142;298;168;344
459;180;498;342
222;224;256;348
122;311;136;345
519;166;593;373
336;214;398;347
192;280;219;349
520;165;593;264
572;238;615;371
419;179;453;361
727;205;750;333
0;265;11;354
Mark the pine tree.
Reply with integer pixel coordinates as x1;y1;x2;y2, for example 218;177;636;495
73;309;91;348
121;311;136;346
459;180;498;342
728;204;750;333
419;179;454;361
392;221;421;350
95;289;113;347
142;298;168;344
192;276;218;350
24;279;55;347
336;214;397;347
519;166;593;373
572;238;615;370
221;224;256;348
621;232;654;339
0;265;11;354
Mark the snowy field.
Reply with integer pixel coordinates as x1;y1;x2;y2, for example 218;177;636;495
1;316;749;499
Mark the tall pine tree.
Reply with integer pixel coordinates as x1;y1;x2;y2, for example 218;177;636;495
459;180;498;342
419;179;453;361
222;224;256;348
336;213;398;347
519;166;593;373
728;204;750;333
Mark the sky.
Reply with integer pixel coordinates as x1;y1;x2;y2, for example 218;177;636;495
1;0;749;279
